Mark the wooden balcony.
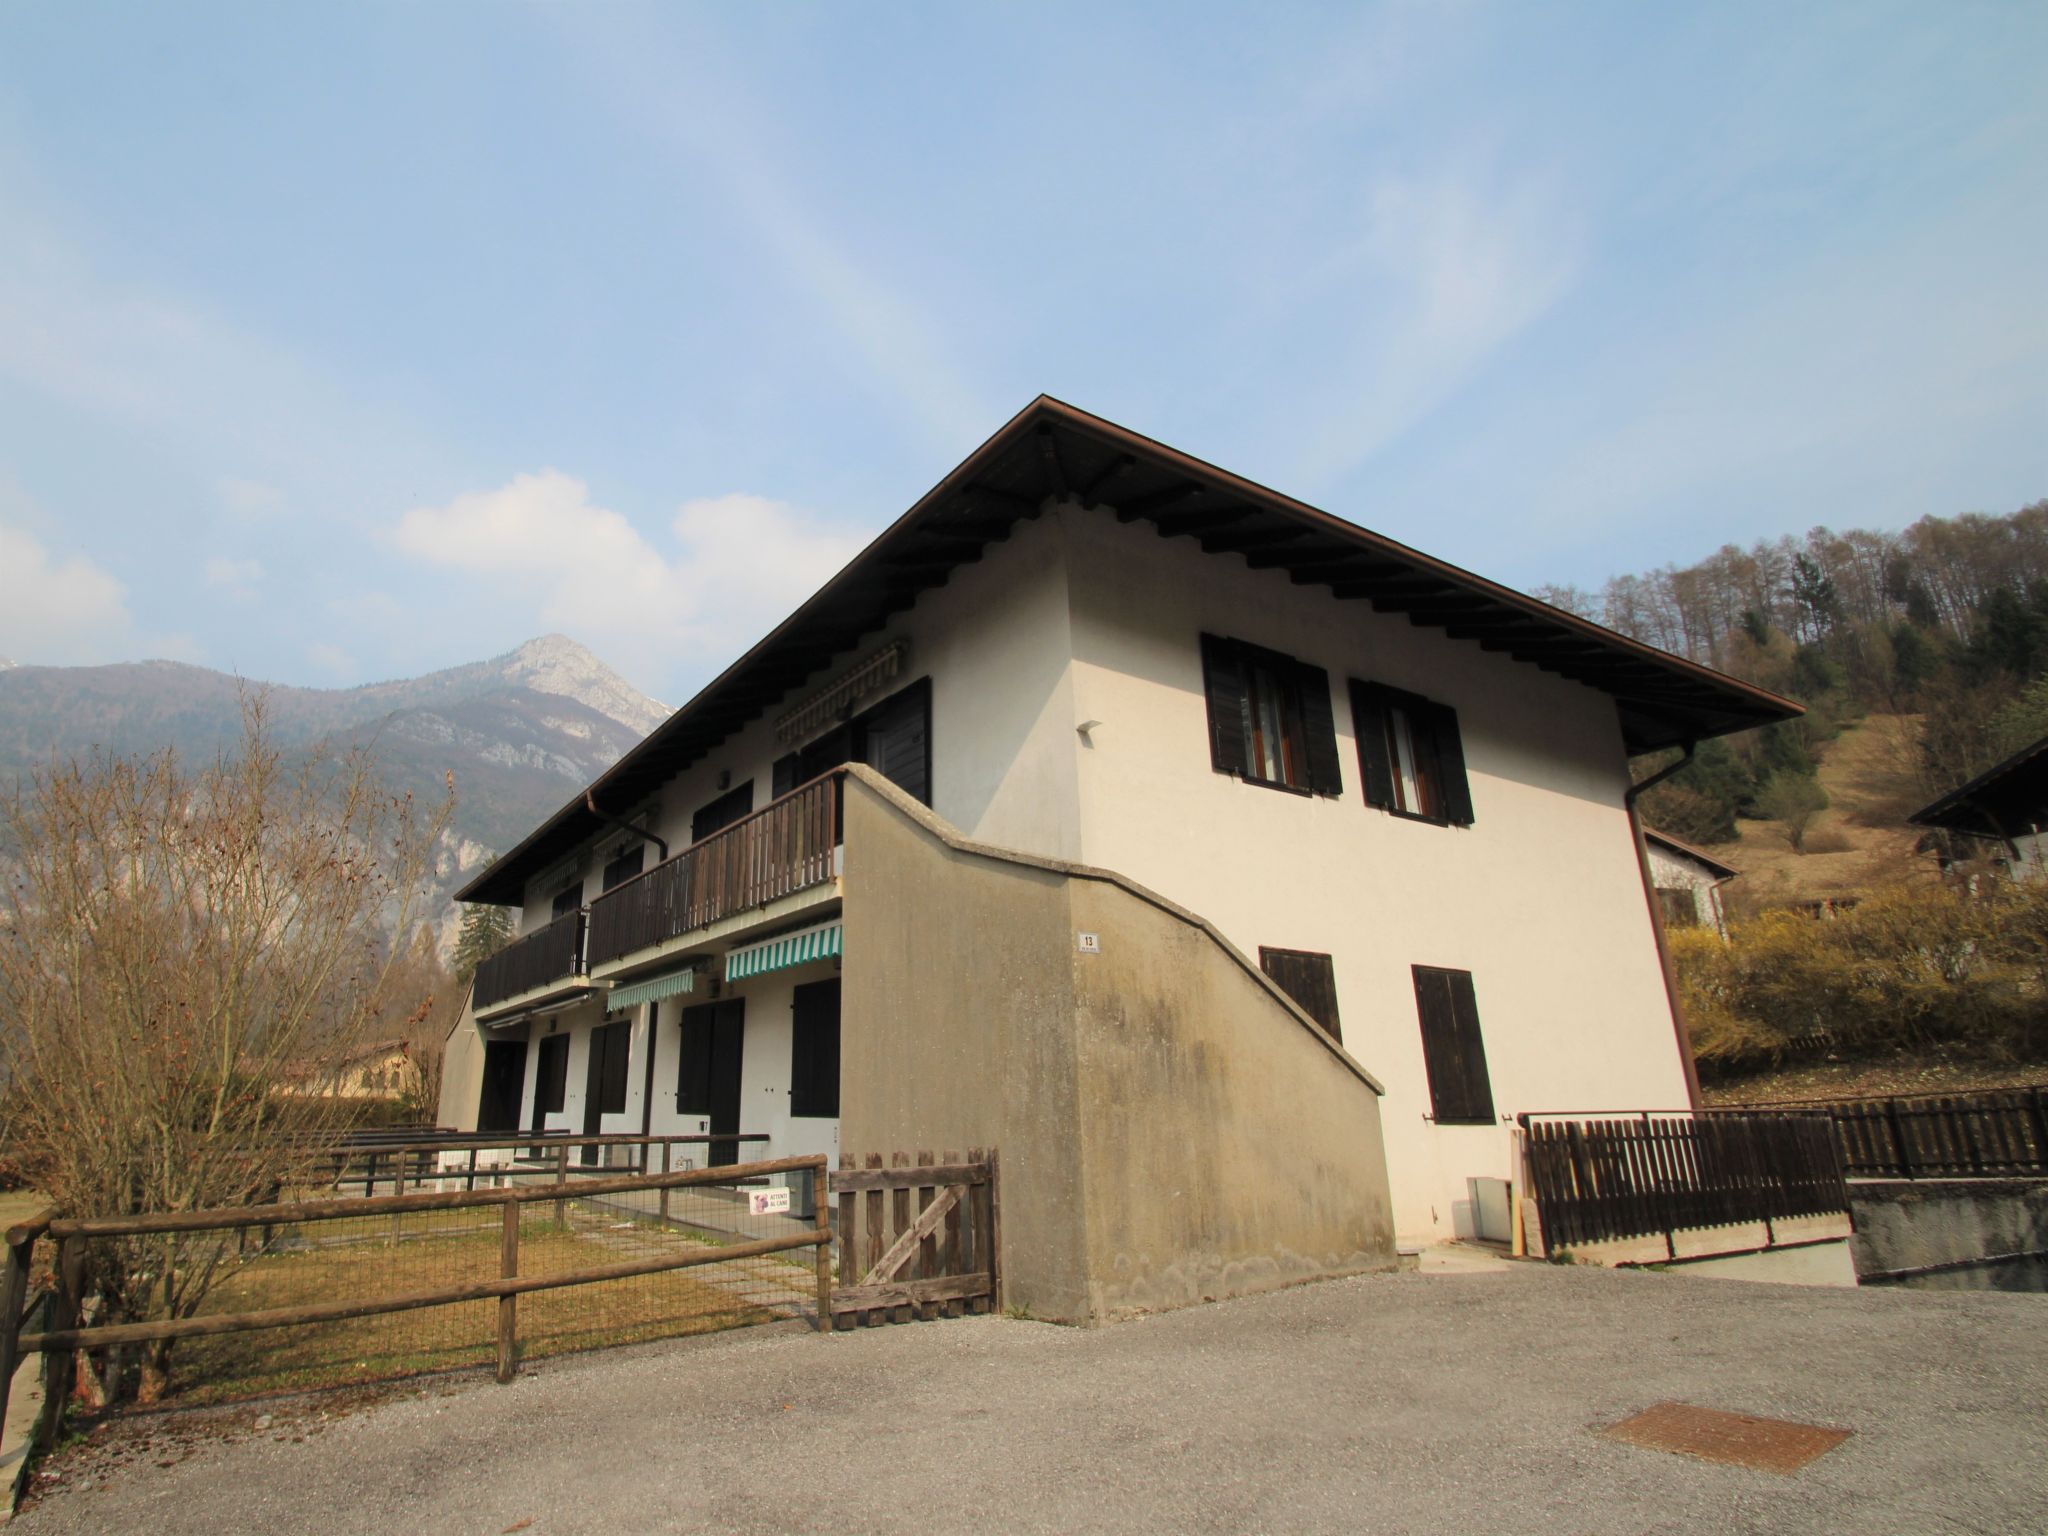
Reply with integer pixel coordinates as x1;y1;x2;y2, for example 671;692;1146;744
473;908;586;1013
587;772;841;973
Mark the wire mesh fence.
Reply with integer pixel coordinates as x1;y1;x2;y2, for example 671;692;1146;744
2;1154;827;1425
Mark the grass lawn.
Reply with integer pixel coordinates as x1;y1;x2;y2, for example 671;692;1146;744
0;1189;51;1231
167;1208;799;1405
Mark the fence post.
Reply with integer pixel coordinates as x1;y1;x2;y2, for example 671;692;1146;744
0;1235;29;1450
813;1158;833;1333
40;1236;83;1452
659;1142;672;1225
497;1197;520;1384
467;1146;478;1194
1885;1098;1914;1180
554;1143;569;1227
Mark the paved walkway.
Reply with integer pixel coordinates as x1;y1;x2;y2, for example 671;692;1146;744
13;1264;2046;1534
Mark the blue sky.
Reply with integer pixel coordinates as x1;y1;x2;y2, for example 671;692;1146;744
1;2;2043;703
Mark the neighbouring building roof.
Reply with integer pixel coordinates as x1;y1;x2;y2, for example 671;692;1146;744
458;396;1801;907
1909;732;2048;840
1643;827;1741;881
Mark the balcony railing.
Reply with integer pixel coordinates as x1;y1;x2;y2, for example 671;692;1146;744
473;908;586;1012
587;772;841;971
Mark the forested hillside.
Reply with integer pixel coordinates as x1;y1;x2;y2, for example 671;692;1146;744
1534;500;2048;847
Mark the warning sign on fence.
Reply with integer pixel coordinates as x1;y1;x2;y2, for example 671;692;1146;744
747;1187;792;1216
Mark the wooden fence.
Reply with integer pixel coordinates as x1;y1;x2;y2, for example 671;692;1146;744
1522;1113;1848;1254
832;1151;999;1327
0;1153;831;1443
1713;1088;2048;1180
318;1131;771;1198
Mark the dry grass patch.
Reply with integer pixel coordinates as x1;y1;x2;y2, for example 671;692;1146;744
171;1210;789;1405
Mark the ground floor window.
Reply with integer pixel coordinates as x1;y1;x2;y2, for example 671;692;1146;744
1257;948;1342;1043
789;977;842;1117
1655;887;1699;928
1412;966;1495;1125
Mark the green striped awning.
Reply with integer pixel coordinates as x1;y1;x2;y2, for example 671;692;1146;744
605;966;697;1011
726;921;842;982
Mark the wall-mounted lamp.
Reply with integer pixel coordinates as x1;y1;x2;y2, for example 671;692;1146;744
1076;719;1103;742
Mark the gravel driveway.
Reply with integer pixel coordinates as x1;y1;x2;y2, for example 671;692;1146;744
14;1263;2046;1535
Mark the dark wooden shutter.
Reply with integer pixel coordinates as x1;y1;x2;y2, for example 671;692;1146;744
595;1019;631;1114
788;978;842;1117
550;885;581;919
1259;949;1342;1043
1425;702;1475;825
1200;634;1250;777
1349;680;1396;809
1413;966;1494;1123
771;753;800;798
1295;662;1344;797
676;1002;715;1113
692;781;754;841
537;1032;570;1113
857;678;931;805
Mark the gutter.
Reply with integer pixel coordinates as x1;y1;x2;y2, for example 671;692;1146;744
1624;743;1705;1110
584;790;669;864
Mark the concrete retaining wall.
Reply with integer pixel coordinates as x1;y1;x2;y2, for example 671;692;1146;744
1850;1177;2048;1282
840;769;1398;1323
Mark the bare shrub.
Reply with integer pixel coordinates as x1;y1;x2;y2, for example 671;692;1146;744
1755;769;1830;853
1678;877;2048;1074
1800;828;1856;855
0;699;450;1402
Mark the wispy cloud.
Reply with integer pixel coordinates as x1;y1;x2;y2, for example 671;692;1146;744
1294;156;1585;486
390;471;865;689
204;556;265;597
555;15;996;452
0;520;135;665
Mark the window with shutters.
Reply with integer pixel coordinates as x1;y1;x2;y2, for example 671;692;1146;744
1198;634;1343;797
1258;948;1342;1043
1411;966;1495;1124
550;884;581;919
776;678;932;807
601;843;646;892
789;978;841;1117
1349;680;1474;826
691;781;754;842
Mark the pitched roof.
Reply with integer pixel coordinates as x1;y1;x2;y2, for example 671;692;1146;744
458;396;1801;906
1909;731;2048;838
1642;826;1741;880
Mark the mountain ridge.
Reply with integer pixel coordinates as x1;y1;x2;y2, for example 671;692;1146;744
0;635;670;937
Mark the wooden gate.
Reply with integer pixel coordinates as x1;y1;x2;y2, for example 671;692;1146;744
832;1150;998;1327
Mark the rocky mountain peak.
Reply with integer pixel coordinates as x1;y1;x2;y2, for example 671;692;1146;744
491;635;668;736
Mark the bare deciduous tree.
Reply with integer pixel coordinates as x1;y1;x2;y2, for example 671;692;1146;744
0;699;450;1402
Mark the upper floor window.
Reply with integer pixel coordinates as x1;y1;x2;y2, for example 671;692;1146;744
692;781;754;842
1348;681;1474;826
1199;634;1343;797
601;843;646;892
550;884;581;919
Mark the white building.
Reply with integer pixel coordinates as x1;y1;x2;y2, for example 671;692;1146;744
1643;827;1739;937
442;397;1797;1300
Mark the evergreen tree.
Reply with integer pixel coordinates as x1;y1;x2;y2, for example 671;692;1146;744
453;900;514;984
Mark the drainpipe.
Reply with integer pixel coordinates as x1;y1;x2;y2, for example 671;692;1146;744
584;790;669;862
1624;742;1704;1110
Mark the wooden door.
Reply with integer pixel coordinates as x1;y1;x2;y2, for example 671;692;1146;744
477;1039;528;1133
707;999;745;1166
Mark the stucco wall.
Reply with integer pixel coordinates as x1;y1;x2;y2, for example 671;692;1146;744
513;512;1084;934
839;771;1396;1322
1056;503;1690;1245
438;995;487;1132
1645;840;1727;933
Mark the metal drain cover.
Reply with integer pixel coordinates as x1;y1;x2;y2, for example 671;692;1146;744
1603;1401;1851;1474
